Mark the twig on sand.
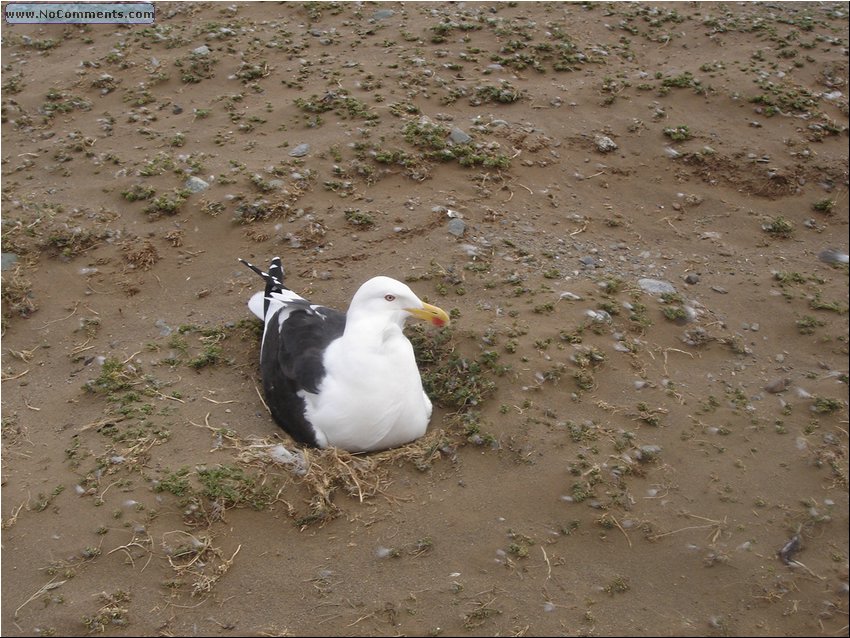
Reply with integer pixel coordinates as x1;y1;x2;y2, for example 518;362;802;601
541;547;552;579
1;369;29;381
648;513;726;543
37;302;79;329
254;382;271;414
15;578;66;618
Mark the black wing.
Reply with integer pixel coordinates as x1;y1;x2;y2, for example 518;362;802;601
260;304;346;447
241;256;348;447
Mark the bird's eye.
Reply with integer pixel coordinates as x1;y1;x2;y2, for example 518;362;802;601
384;294;396;302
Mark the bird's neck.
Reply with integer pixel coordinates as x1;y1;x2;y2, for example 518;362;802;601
343;312;405;348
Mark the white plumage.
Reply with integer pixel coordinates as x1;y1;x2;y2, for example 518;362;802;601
240;257;449;452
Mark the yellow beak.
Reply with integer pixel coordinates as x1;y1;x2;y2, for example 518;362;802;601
405;302;450;327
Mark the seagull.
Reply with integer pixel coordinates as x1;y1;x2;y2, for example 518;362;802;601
239;257;450;453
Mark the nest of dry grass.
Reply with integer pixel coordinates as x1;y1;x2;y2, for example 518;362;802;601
218;427;454;527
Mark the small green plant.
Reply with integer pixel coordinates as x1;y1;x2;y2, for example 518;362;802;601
662;305;687;321
472;83;524;105
156;467;192;496
812;397;843;414
763;216;794;238
796;315;824;335
188;343;223;370
663;125;691;141
144;189;189;217
603;576;631;595
344;208;376;228
812;199;835;214
661;71;696;88
121;184;156;202
176;51;216;83
196;465;273;509
635;402;664;426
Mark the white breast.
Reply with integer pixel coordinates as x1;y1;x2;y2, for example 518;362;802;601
302;329;431;452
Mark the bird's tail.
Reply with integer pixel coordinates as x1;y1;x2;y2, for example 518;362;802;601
238;256;287;318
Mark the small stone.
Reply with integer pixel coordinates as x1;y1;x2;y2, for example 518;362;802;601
373;9;395;20
711;286;728;294
449;127;472;144
594;135;618;153
638;278;676;295
184;176;209;193
447;218;465;237
579;255;600;268
1;252;19;271
585;309;611;323
192;45;210;56
289;143;310;157
155;319;172;336
764;378;790;394
818;249;849;264
684;273;700;285
172;104;183;115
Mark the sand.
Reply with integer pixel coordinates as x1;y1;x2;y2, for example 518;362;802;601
1;2;848;635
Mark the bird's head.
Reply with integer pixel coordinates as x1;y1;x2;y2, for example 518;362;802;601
350;276;450;328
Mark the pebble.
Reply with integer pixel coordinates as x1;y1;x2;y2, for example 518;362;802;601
289;143;310;157
764;378;790;393
1;252;19;271
585;309;612;323
684;273;700;285
579;255;600;267
192;45;211;56
711;286;728;294
155;319;172;336
638;278;676;295
594;135;618;153
449;127;472;144
818;248;849;264
559;292;582;301
373;8;395;20
447;218;466;237
184;176;209;193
